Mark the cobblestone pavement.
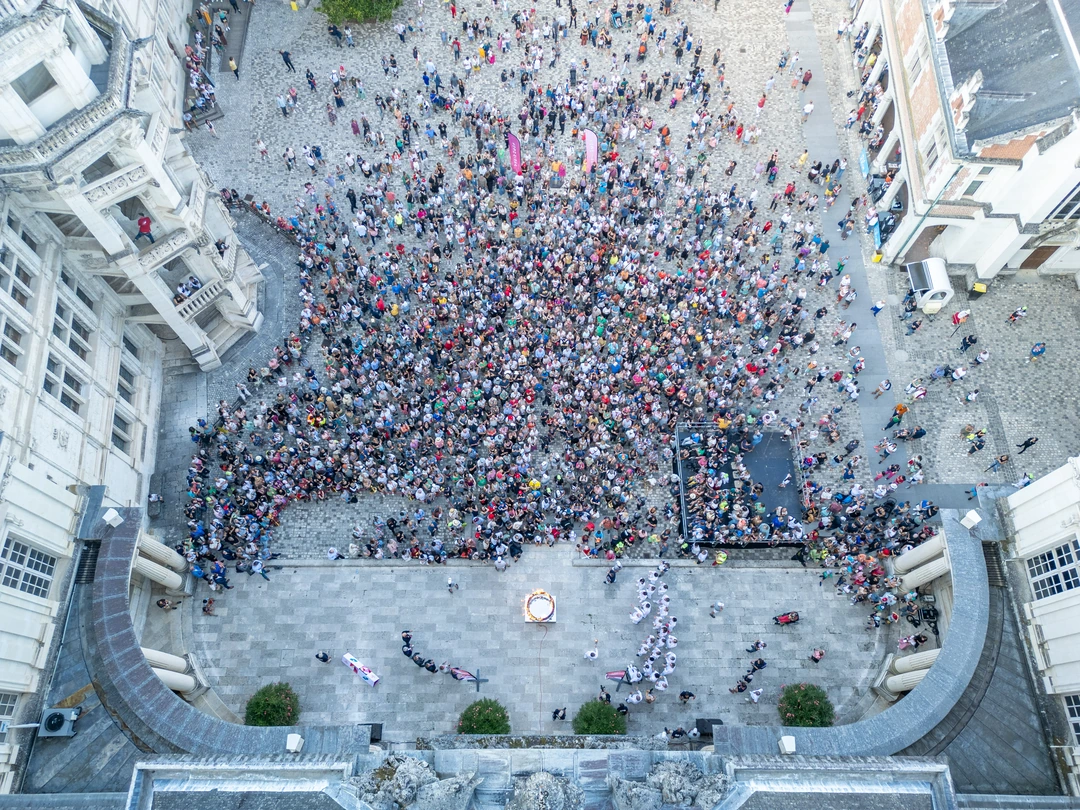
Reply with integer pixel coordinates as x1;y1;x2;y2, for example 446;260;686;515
156;0;977;743
177;0;877;557
189;549;892;739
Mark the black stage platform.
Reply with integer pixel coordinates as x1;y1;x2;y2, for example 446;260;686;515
674;426;802;547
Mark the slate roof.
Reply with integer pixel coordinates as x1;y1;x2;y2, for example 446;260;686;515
940;0;1080;148
150;792;345;810
738;792;933;810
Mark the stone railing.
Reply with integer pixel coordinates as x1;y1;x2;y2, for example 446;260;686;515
176;279;223;320
82;164;152;206
137;228;192;271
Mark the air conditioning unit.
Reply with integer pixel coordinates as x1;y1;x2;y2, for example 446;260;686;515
37;707;82;738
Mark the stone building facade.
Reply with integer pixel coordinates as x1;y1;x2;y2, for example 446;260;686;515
0;0;265;790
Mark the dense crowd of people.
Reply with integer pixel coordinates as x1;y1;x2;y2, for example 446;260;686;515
175;0;953;646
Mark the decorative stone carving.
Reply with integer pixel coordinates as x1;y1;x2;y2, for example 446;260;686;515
52;428;70;449
0;386;7;407
138;229;192;270
84;165;149;205
150;115;168;156
615;760;728;808
608;774;663;810
351;754;439;809
506;772;585;810
412;772;481;810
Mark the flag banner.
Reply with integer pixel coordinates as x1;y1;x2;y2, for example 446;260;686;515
451;667;477;681
507;133;522;175
583;129;599;173
606;670;627;682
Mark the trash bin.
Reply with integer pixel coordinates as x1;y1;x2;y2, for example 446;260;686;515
969;282;987;300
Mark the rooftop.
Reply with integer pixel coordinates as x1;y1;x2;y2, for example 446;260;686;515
939;0;1080;148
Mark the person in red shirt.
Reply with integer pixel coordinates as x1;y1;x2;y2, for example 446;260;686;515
135;214;155;244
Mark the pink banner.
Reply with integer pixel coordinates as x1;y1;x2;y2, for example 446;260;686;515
583;129;599;173
507;132;522;175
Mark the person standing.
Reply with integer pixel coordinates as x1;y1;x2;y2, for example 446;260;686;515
315;651;330;662
229;57;239;79
447;577;459;592
134;213;155;243
279;50;296;72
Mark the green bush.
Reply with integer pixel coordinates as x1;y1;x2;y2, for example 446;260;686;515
777;683;835;727
457;698;510;734
317;0;401;25
571;700;627;735
244;682;300;726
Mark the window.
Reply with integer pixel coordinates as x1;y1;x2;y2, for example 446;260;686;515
111;411;133;454
908;41;928;83
924;140;940;171
42;354;84;414
5;215;43;257
59;270;95;312
1066;695;1080;743
1;319;24;368
1;536;56;599
1026;539;1080;600
978;166;993;175
122;334;140;359
117;362;136;404
0;692;17;743
52;299;92;362
1051;183;1080;221
0;248;34;309
963;181;983;197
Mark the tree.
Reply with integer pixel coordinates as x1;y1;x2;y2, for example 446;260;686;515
777;683;835;727
572;700;627;735
457;698;510;734
244;682;300;727
317;0;401;25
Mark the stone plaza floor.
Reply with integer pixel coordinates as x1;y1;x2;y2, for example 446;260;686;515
189;549;889;739
150;0;1080;746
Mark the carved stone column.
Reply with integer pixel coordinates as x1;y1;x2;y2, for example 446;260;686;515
141;647;188;673
0;84;46;144
898;555;950;591
893;534;945;574
885;668;928;693
891;648;940;674
152;667;197;693
138;533;188;573
44;43;99;109
133;554;184;592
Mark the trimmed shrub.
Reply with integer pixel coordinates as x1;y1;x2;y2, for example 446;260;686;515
571;700;627;735
244;682;300;726
777;683;835;727
458;698;510;734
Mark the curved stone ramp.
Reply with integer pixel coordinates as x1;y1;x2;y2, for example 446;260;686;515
713;510;989;757
86;508;370;756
